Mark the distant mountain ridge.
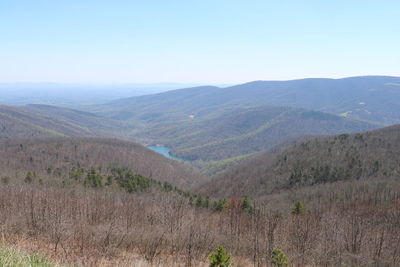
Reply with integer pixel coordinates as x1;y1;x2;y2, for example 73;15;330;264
83;75;399;162
2;76;398;173
94;76;400;125
0;104;129;140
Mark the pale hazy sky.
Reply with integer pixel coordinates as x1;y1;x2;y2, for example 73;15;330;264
1;0;399;84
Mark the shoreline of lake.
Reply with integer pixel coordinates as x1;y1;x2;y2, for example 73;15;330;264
148;145;187;161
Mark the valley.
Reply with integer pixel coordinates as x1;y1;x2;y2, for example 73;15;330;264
2;1;399;265
85;76;399;163
1;76;400;266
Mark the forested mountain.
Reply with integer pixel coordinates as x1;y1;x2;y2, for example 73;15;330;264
137;106;378;161
3;76;398;163
0;104;129;140
0;137;205;190
1;128;398;267
1;83;399;266
0;105;95;139
22;104;132;136
91;85;220;121
2;0;399;264
82;76;400;162
201;124;400;197
93;76;400;125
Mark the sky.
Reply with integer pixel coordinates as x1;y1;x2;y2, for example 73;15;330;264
1;0;399;84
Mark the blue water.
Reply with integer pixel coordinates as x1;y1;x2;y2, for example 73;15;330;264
148;146;187;161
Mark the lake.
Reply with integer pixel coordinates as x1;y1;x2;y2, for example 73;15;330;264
148;146;187;161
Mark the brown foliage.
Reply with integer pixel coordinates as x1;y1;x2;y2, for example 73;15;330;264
0;177;399;266
203;125;400;198
0;137;206;190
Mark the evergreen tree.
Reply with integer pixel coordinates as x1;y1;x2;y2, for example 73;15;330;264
85;168;103;188
214;199;228;212
291;200;306;215
241;196;253;213
105;175;113;186
24;171;35;183
204;197;210;208
208;246;231;267
195;196;203;207
271;248;290;267
1;176;10;184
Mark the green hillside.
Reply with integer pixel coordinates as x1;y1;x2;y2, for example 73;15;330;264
137;106;379;161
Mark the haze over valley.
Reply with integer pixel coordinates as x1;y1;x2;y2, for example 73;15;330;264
1;1;399;266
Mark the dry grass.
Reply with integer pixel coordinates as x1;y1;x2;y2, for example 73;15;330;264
1;234;211;267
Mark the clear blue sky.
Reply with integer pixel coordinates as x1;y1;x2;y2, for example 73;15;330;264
1;0;399;84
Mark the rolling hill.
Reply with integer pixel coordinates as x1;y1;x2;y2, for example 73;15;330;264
137;106;379;161
200;124;400;197
1;81;399;267
22;104;133;136
92;76;400;125
0;137;205;190
84;76;400;162
0;104;130;140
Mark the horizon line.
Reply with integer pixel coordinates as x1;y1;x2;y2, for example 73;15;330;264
0;74;399;86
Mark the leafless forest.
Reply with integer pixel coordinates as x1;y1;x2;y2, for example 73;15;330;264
0;137;206;190
204;125;400;198
0;127;399;266
2;0;400;265
1;173;399;266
